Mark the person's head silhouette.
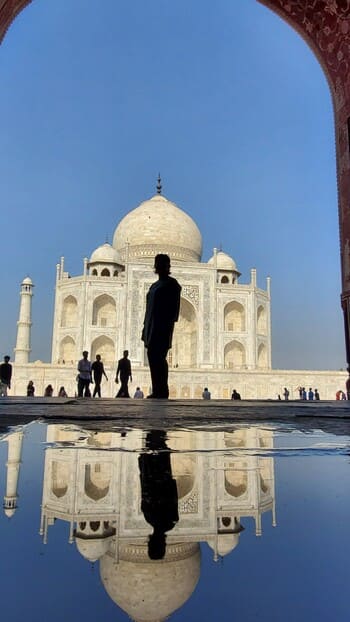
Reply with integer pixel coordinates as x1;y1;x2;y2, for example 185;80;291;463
148;530;167;560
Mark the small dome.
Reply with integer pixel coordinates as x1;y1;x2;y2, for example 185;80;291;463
89;243;120;264
4;508;16;518
100;542;200;621
113;194;202;263
22;276;33;285
208;250;237;271
76;536;111;562
207;533;240;558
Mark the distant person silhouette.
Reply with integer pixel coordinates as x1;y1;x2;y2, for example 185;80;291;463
115;350;132;397
283;387;289;401
138;430;179;559
315;388;320;400
202;387;211;400
142;254;181;398
308;388;314;401
134;387;144;399
92;354;108;397
44;384;53;397
27;380;35;396
58;386;68;397
0;355;12;396
231;389;241;400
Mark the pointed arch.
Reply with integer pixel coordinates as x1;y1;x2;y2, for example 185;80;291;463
51;461;69;498
225;463;248;497
171;298;197;368
61;295;78;327
84;463;111;501
224;301;245;332
224;340;245;369
257;305;267;335
92;294;116;327
257;343;267;368
59;336;76;362
91;335;115;365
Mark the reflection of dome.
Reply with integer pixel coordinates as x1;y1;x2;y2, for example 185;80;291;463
4;508;16;518
89;243;120;264
100;542;200;621
208;534;240;557
76;536;112;562
113;195;202;263
208;250;237;271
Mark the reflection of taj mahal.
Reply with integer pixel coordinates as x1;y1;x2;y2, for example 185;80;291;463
1;426;276;620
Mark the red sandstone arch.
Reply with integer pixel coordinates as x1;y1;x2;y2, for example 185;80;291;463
2;0;350;363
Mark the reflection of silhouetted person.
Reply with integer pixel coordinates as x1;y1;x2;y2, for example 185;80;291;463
138;430;179;559
115;350;132;397
142;254;181;398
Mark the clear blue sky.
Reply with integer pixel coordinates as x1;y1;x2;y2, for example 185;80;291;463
0;0;345;369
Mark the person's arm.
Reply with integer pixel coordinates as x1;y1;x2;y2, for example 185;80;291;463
102;364;108;381
115;361;120;383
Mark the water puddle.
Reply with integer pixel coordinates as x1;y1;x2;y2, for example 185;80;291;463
0;420;349;621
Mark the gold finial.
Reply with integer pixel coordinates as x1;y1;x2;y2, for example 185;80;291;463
156;173;162;195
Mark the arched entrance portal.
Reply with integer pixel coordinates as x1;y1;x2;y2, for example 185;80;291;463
1;1;350;365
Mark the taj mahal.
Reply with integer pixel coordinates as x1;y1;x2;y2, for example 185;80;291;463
11;184;346;399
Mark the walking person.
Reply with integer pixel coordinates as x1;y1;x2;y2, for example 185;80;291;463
77;351;92;398
0;355;12;396
308;388;314;401
142;254;181;399
115;350;132;397
91;354;108;398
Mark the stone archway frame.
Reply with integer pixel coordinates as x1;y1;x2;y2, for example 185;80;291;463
2;0;350;360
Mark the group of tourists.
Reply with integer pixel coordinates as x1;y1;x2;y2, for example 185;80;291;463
278;387;320;401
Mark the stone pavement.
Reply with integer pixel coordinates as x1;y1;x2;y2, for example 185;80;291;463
0;397;350;431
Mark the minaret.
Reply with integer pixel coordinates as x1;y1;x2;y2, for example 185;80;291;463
3;431;24;518
14;276;34;364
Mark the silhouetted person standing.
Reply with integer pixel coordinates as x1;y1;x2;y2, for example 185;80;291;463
77;351;92;398
92;354;108;397
115;350;132;397
138;430;179;559
0;356;12;396
142;254;181;398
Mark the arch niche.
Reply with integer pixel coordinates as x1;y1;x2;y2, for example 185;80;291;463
59;335;76;362
92;294;116;327
224;301;245;332
61;295;78;328
171;298;197;368
91;335;115;365
257;305;267;335
2;2;350;363
224;340;246;369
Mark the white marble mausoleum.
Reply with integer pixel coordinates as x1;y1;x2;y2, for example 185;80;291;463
11;188;346;398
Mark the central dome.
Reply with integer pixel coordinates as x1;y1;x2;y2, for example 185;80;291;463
113;194;202;263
